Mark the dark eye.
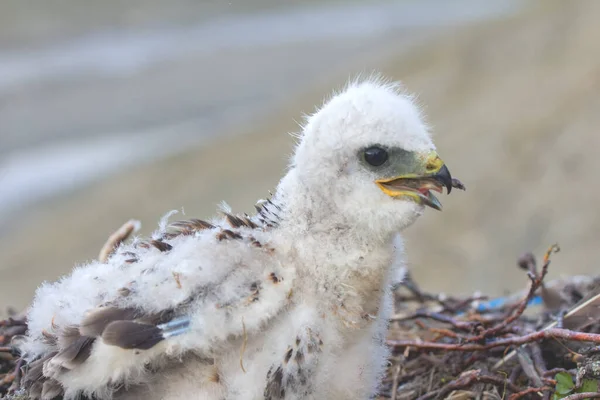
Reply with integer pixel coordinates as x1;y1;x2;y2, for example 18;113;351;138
363;146;389;167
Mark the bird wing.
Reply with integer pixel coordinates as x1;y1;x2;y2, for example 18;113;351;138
21;214;294;399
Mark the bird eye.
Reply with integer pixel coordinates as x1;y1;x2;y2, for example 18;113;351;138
363;146;389;167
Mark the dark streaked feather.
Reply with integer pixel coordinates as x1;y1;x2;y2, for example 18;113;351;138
175;218;215;231
242;216;258;229
223;229;242;240
121;251;139;264
224;213;245;228
151;240;172;252
80;307;138;337
223;213;258;229
165;219;215;238
264;366;285;400
102;321;163;350
135;241;151;249
267;198;282;212
216;229;243;241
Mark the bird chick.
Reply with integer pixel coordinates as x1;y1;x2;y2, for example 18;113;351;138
19;77;462;400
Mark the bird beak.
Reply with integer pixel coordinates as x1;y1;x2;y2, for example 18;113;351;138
375;151;459;211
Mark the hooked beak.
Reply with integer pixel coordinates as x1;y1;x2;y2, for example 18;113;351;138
375;151;461;211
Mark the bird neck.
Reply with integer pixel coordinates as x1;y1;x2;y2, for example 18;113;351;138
269;168;398;276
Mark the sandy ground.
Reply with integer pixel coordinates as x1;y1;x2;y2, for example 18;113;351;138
2;0;600;310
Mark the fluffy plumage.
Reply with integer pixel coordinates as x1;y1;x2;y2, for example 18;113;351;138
18;77;459;400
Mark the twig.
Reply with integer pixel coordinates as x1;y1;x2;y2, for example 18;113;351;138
390;365;400;400
415;369;520;400
395;272;485;313
0;318;26;328
542;378;556;387
530;342;547;374
508;365;522;385
542;368;570;377
508;386;551;400
562;393;600;400
517;348;543;387
450;294;490;313
392;310;476;332
388;328;600;351
466;245;559;342
9;358;24;393
430;327;463;340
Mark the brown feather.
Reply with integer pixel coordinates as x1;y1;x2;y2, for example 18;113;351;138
224;213;257;229
29;381;43;399
560;292;600;330
151;239;172;252
143;310;176;326
57;326;81;349
225;213;244;228
80;307;138;337
121;251;139;264
41;329;58;346
22;352;56;387
167;219;215;237
98;220;139;263
52;336;95;370
102;320;163;350
41;379;63;400
180;218;215;230
243;214;259;229
216;229;243;241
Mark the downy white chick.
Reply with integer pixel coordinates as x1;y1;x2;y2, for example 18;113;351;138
19;77;462;400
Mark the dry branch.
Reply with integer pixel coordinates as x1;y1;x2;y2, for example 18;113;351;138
381;244;600;400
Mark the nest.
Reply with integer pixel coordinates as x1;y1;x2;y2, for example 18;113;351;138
0;313;26;397
3;244;600;399
379;245;600;400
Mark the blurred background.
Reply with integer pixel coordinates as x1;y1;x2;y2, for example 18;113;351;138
1;0;599;311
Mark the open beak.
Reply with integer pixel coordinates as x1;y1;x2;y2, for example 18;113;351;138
375;151;461;211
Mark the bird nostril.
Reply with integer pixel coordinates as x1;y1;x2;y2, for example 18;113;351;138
426;159;440;172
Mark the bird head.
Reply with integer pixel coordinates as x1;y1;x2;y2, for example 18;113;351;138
287;78;462;237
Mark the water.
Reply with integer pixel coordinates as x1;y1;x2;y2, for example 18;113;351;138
0;0;524;224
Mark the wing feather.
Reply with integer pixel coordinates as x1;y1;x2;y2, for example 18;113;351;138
20;215;293;399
